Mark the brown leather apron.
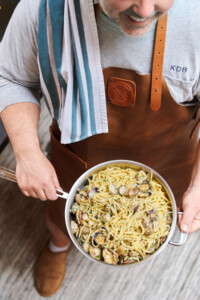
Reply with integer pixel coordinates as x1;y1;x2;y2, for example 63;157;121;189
48;12;199;233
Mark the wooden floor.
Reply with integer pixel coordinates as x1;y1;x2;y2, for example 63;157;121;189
0;103;200;300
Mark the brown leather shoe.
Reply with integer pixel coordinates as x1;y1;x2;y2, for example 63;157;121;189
34;243;70;297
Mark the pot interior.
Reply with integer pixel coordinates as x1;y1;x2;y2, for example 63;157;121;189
65;160;177;268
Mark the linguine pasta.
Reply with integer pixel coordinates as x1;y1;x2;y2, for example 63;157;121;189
70;166;172;265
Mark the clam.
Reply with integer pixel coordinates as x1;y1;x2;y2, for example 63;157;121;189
129;250;139;258
142;217;154;236
89;246;101;260
128;187;139;197
79;191;88;197
80;204;89;213
138;191;151;198
142;217;151;228
75;193;82;204
75;191;87;204
76;212;89;224
102;212;111;222
138;183;150;192
76;211;83;224
88;187;99;198
123;251;139;264
71;202;80;214
83;242;90;252
133;204;139;214
119;185;128;196
109;184;118;195
110;241;118;250
123;258;136;264
144;227;153;236
71;220;79;234
117;245;128;256
93;232;106;245
82;226;90;234
147;170;153;182
103;249;118;264
139;183;153;198
136;170;147;183
128;201;139;213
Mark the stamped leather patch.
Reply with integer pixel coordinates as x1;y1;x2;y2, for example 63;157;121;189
107;77;136;108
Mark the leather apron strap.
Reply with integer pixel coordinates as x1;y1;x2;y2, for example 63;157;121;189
95;4;168;111
150;13;168;111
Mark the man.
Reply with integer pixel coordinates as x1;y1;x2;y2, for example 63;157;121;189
0;0;200;297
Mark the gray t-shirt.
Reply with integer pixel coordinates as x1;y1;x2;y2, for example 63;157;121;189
0;0;200;113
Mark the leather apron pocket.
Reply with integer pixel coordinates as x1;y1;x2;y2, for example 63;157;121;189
49;126;87;192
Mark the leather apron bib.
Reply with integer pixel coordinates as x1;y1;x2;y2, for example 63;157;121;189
50;13;199;209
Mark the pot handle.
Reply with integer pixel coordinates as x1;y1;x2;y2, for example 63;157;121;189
56;189;69;200
169;212;188;246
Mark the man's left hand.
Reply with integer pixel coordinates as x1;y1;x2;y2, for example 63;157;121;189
180;187;200;233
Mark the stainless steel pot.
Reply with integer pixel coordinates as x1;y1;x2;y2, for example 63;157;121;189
62;160;188;268
0;160;188;268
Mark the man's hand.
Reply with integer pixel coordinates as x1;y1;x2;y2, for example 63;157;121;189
16;150;61;201
179;140;200;234
1;103;61;201
180;187;200;233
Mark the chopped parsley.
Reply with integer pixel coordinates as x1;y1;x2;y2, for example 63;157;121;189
87;204;91;212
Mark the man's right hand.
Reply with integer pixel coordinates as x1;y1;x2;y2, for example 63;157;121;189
1;103;61;201
16;149;61;201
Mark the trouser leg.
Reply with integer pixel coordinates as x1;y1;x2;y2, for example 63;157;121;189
44;124;71;246
45;121;87;246
45;197;71;247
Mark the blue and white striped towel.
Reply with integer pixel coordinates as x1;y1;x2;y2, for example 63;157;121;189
38;0;108;144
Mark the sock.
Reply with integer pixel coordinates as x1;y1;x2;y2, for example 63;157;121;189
48;239;71;253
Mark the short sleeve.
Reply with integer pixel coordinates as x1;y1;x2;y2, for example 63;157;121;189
0;0;41;113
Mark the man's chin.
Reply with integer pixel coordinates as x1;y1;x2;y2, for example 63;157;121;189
119;22;154;37
116;13;162;37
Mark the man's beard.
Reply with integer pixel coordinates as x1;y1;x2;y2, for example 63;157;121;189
99;0;164;36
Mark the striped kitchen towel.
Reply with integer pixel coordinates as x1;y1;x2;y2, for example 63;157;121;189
38;0;108;144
